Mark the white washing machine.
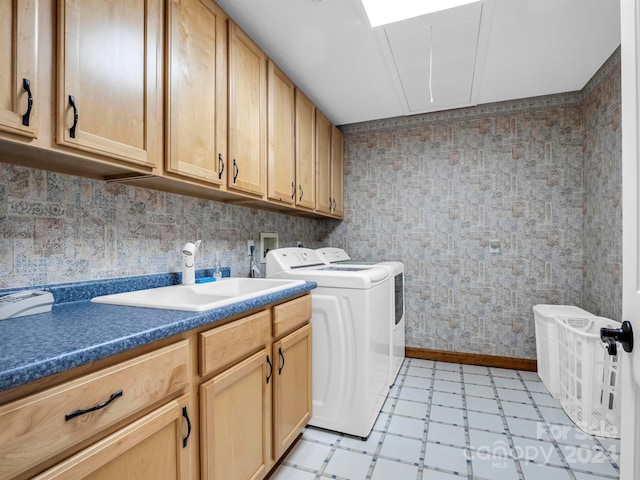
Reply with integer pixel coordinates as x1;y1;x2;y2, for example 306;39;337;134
316;247;405;386
266;247;391;438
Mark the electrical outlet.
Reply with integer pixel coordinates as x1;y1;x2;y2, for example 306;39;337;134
296;241;303;248
247;240;255;255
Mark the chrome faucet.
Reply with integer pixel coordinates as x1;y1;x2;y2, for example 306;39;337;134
182;240;201;285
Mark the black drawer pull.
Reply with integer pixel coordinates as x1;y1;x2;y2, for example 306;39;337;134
218;153;224;180
278;347;285;374
182;406;192;448
68;95;78;138
22;78;33;126
266;354;273;384
65;390;123;421
233;159;239;183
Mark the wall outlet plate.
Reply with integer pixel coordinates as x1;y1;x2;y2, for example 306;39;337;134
489;239;500;253
260;233;279;263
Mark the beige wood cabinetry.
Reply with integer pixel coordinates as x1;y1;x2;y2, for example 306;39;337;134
315;113;344;218
315;110;332;215
33;395;191;480
295;89;316;211
199;294;312;480
228;21;267;197
273;324;312;458
0;0;38;138
166;0;227;187
200;349;271;480
0;340;191;480
330;125;344;218
0;1;342;220
56;0;163;168
267;61;296;206
272;295;313;458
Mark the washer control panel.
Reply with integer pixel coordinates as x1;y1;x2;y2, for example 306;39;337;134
266;247;325;273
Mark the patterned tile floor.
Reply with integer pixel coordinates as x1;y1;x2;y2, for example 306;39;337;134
270;358;620;480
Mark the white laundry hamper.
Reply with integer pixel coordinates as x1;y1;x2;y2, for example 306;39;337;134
532;305;594;398
556;316;621;439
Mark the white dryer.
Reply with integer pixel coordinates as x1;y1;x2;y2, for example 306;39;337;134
316;247;405;386
266;248;391;438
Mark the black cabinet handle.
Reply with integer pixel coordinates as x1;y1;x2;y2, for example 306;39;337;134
233;159;239;183
22;78;33;127
218;153;224;180
266;355;273;384
291;182;295;200
278;347;285;375
298;185;303;202
68;95;78;138
65;390;123;421
182;406;192;448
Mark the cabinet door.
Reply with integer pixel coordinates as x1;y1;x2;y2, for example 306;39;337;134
295;90;315;210
330;125;344;218
33;397;192;480
57;0;162;168
267;61;295;205
315;110;332;214
273;323;312;459
0;0;38;138
166;0;227;186
200;349;271;480
228;21;267;197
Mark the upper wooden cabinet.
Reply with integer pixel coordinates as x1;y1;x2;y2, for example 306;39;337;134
0;0;38;138
166;0;227;186
330;125;344;218
315;109;332;215
0;1;343;219
228;21;267;197
315;112;344;218
56;0;163;168
295;90;316;211
267;61;295;205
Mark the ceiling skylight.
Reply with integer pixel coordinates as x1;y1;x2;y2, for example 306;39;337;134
361;0;481;27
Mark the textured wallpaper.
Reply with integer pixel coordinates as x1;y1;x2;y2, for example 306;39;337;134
331;49;621;359
582;50;622;321
0;167;334;288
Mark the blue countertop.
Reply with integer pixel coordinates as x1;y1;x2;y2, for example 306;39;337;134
0;271;316;393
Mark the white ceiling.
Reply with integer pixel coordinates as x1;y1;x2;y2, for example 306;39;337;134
214;0;621;126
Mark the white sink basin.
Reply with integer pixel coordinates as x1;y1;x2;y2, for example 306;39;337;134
91;278;306;311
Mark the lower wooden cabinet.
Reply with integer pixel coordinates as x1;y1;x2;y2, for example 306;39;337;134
33;396;192;480
200;349;270;480
273;323;312;459
199;294;312;480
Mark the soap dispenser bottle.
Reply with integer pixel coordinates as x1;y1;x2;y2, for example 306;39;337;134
213;251;223;280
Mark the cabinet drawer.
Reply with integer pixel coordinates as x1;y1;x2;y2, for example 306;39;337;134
0;340;189;480
199;310;270;376
273;294;311;338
